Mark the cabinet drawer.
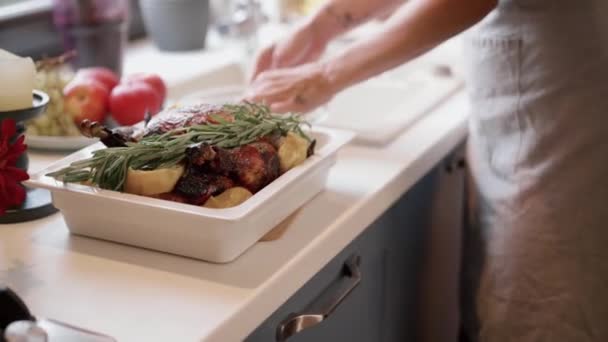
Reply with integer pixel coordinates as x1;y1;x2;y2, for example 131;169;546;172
246;166;441;342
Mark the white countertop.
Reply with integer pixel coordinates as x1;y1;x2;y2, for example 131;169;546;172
1;31;470;341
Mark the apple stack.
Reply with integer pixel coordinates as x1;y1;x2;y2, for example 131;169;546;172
64;67;167;126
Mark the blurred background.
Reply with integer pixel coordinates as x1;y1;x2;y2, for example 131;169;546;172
0;0;462;148
0;0;323;61
0;0;334;143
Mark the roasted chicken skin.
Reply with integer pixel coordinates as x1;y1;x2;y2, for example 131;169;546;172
79;104;235;147
171;142;279;205
174;171;235;205
186;141;280;193
144;104;234;137
78;103;297;206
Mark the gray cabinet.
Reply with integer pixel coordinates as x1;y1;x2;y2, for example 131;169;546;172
247;148;465;342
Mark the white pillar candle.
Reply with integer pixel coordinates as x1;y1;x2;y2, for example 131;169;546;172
0;49;36;111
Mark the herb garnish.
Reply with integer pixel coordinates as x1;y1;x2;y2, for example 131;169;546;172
47;103;310;191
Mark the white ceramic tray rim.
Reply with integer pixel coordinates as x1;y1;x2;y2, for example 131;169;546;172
26;126;354;221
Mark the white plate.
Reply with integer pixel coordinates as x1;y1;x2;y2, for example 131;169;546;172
26;126;354;263
26;117;121;152
26;135;98;152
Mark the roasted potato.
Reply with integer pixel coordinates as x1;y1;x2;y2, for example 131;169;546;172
278;132;310;173
204;187;253;209
124;165;185;196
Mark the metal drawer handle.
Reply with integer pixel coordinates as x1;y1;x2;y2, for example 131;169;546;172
276;255;362;341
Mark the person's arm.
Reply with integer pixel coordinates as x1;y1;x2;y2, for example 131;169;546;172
250;0;404;79
247;0;497;113
325;0;497;91
308;0;406;42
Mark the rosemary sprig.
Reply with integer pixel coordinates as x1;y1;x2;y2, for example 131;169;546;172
47;103;311;191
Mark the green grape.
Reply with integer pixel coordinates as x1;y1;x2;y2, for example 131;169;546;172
26;125;39;136
62;116;81;136
29;63;79;136
49;90;62;104
36;115;51;128
55;100;64;113
48;123;61;136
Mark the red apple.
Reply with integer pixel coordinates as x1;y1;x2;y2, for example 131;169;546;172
73;67;119;92
125;73;167;102
109;82;161;126
63;78;109;124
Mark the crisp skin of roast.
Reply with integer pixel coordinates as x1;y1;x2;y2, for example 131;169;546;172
169;142;280;205
79;104;235;147
143;104;235;137
174;171;235;205
185;141;281;194
81;104;284;205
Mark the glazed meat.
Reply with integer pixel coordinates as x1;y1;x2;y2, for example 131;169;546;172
79;104;235;147
174;171;235;205
216;142;280;192
186;141;280;193
143;104;234;137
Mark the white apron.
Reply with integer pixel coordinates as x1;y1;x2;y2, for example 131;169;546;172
462;0;608;341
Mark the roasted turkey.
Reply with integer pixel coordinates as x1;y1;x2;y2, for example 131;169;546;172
79;104;234;147
78;104;305;207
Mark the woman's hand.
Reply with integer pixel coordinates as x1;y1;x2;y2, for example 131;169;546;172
250;24;328;81
245;62;337;113
250;0;408;81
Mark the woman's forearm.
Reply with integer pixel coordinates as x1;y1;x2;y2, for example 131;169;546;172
307;0;406;43
324;0;497;91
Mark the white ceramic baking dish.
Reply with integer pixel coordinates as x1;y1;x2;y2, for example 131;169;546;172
26;127;354;263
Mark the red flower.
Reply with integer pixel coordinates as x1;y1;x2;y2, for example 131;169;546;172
0;119;29;215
